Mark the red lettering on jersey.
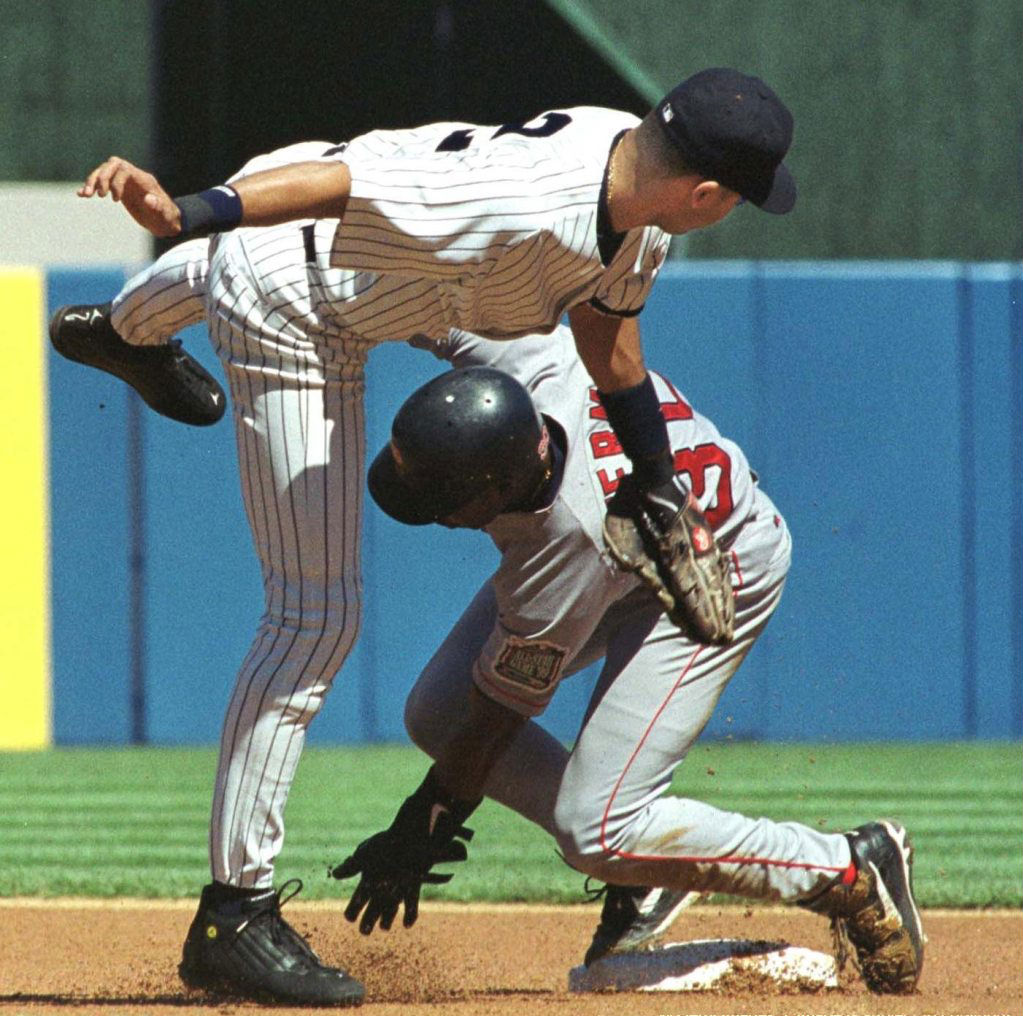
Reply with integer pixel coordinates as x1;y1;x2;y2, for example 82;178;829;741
659;377;694;421
673;443;734;529
588;388;608;421
586;382;733;529
590;429;622;459
597;466;627;496
587;381;693;421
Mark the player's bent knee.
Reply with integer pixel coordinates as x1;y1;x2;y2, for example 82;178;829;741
551;832;620;882
553;793;654;879
552;802;609;874
402;685;447;758
402;691;432;753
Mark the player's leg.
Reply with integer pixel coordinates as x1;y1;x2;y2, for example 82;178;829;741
110;236;210;345
206;308;365;889
551;504;853;899
557;499;923;991
560;501;835;964
178;258;365;1005
48;237;225;425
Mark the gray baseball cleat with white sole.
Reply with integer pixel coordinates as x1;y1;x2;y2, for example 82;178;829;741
584;883;700;967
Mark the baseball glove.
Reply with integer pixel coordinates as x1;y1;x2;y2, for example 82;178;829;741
330;768;477;934
603;474;735;644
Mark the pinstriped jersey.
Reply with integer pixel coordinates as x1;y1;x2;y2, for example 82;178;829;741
414;325;758;717
331;108;670;339
214;111;668;349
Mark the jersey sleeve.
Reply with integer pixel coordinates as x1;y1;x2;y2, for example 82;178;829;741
589;227;670;317
471;509;632;717
226;141;348;184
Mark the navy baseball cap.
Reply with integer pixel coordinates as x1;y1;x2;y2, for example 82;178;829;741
657;68;796;214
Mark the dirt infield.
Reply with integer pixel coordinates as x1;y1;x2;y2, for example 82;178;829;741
1;900;1019;1015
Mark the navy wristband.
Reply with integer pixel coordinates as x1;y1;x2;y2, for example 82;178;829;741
598;374;674;487
174;185;243;237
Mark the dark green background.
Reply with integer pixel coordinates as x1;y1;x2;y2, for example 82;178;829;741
2;0;1019;260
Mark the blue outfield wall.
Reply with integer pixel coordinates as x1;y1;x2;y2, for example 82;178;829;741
45;262;1022;746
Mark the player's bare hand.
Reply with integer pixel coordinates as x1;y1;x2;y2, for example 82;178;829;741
77;157;182;237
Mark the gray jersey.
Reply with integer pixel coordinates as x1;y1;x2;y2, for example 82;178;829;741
419;325;755;716
407;329;854;905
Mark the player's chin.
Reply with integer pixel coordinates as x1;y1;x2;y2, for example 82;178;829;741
657;212;695;235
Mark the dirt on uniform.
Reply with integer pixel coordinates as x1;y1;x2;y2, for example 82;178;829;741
1;900;1020;1015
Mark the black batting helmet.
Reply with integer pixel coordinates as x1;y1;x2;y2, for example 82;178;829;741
368;367;551;527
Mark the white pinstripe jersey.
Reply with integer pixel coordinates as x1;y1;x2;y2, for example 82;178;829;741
222;109;669;347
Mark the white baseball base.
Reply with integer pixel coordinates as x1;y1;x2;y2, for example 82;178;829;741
568;938;838;993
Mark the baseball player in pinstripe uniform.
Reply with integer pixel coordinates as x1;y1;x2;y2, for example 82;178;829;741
331;326;925;995
50;69;798;1006
74;67;796;644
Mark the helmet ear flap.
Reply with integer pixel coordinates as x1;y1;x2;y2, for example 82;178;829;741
500;421;554;514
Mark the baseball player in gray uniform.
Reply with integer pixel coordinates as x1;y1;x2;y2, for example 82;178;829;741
330;325;925;996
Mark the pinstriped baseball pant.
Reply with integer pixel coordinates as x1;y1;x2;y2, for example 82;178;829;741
113;238;366;888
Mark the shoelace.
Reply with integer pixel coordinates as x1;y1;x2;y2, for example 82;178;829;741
582;879;642;934
269;878;312;954
583;876;608;904
223;878;322;971
277;877;305;908
829;916;855;981
235;877;304;938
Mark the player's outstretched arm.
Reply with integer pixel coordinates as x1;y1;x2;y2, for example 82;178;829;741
228;161;351;226
78;157;352;238
430;684;527;804
329;685;523;934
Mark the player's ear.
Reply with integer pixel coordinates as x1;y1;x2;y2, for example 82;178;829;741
691;179;725;207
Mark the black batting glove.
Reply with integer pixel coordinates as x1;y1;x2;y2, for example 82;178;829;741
330;768;478;934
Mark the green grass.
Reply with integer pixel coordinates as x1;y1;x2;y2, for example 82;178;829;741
0;742;1019;907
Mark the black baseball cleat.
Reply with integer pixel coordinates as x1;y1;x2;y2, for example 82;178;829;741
802;820;925;994
49;302;226;426
179;879;365;1007
583;883;698;967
